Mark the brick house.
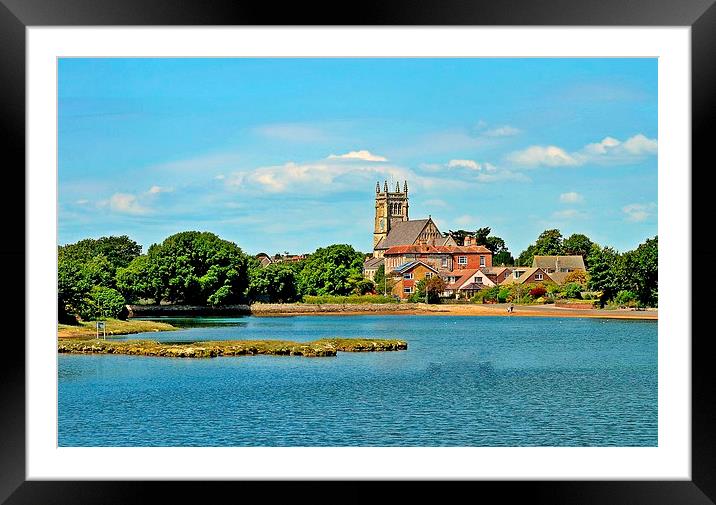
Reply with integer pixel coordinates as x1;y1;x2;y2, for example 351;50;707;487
390;260;440;299
384;244;492;274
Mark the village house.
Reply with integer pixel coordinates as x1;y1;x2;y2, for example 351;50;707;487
440;266;513;299
383;244;492;273
500;266;554;286
390;260;440;299
362;256;383;281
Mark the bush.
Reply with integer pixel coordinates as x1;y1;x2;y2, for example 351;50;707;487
562;282;582;300
529;286;547;298
77;286;127;320
498;288;510;303
472;286;500;303
302;294;395;304
614;290;638;307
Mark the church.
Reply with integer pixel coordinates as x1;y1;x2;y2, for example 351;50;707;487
364;180;459;280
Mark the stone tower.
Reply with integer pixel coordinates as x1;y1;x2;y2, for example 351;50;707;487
373;180;409;248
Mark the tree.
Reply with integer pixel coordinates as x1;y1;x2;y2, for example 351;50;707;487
563;233;594;268
374;264;386;289
59;235;141;272
625;236;658;306
517;244;537;266
493;250;515;266
247;262;300;303
475;227;491;246
296;244;365;296
77;286;127;321
587;244;622;303
534;229;564;255
564;269;589;286
517;229;564;266
413;276;446;304
115;255;156;303
143;231;251;305
473;227;513;264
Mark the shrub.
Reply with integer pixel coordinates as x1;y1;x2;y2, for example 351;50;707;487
472;286;500;303
614;290;638;307
562;282;582;299
564;269;588;286
529;286;547;298
302;294;395;304
498;288;510;303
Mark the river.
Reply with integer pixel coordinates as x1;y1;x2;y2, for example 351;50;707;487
58;315;657;446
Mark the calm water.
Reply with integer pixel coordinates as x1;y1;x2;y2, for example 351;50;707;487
58;315;657;447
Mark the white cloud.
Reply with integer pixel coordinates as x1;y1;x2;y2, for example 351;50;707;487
447;159;480;170
559;192;584;204
623;202;656;222
214;174;225;180
508;133;657;168
621;134;658;155
507;146;579;167
484;125;521;137
327;150;388;162
424;199;448;207
147;185;172;194
109;193;149;215
75;199;89;205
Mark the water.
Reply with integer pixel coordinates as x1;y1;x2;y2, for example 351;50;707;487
58;315;657;447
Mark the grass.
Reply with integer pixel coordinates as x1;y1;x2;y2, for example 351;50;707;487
57;318;177;339
57;337;408;358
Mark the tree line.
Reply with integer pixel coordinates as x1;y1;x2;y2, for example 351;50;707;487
58;231;372;321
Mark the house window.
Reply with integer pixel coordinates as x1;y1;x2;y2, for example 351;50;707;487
441;257;448;267
458;256;467;265
425;272;433;279
403;287;412;294
535;273;543;281
403;273;413;280
480;255;485;267
514;271;522;278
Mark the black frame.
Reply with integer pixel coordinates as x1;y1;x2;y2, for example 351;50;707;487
2;1;713;503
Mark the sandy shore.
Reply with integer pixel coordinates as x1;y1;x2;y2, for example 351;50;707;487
252;303;657;320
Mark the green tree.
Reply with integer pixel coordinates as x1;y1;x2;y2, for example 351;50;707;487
517;244;537;266
534;229;564;255
587;244;622;302
517;229;564;266
247;262;300;303
563;233;594;268
59;235;141;272
475;227;491;246
493;251;515;266
115;255;157;303
297;244;365;296
77;286;127;321
624;236;658;306
144;231;251;305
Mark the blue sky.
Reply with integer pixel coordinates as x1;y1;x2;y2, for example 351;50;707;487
58;58;657;256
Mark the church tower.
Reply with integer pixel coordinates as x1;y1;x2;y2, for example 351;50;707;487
373;180;409;249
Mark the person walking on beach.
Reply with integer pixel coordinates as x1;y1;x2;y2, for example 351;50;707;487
507;303;514;314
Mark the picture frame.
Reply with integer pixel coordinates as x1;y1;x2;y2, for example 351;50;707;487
2;0;712;502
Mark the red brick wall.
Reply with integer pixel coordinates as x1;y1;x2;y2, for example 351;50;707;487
452;252;492;270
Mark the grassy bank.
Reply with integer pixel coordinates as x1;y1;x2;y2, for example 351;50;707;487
58;318;177;339
57;337;408;358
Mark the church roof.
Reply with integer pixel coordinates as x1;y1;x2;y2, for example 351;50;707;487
363;256;384;269
374;219;431;250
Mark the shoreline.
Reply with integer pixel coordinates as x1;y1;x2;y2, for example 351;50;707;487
123;302;657;320
249;303;657;320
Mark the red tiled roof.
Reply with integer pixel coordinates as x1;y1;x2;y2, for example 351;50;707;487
384;244;492;255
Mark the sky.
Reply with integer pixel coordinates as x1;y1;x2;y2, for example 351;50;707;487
58;58;657;256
